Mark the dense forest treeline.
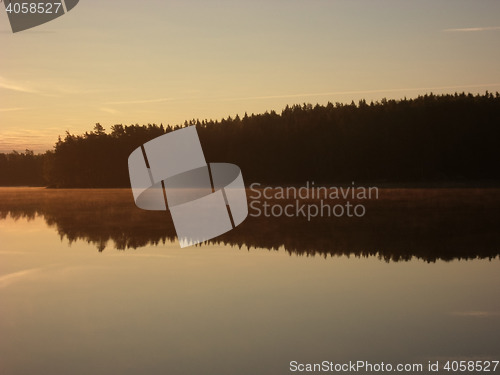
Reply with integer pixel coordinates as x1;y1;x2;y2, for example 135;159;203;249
0;150;46;186
1;92;500;187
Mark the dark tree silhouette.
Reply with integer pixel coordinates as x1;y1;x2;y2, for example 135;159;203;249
1;92;500;187
0;150;45;186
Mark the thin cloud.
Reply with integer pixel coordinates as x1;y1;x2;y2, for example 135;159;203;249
444;26;500;32
0;76;107;97
0;76;39;94
106;97;175;105
0;107;27;112
52;85;114;95
102;83;500;107
100;107;120;115
220;83;500;102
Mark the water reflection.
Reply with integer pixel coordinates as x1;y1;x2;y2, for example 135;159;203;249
1;188;500;375
1;187;499;262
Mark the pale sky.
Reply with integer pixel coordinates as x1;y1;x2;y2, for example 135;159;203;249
1;0;500;152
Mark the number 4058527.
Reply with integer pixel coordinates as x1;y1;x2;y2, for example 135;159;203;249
5;2;63;14
443;361;499;372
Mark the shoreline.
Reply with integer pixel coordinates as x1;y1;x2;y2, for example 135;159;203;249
2;182;500;189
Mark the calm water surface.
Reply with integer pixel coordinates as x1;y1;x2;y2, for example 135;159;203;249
0;189;499;375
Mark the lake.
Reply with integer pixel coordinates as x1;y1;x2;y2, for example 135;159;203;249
0;188;499;374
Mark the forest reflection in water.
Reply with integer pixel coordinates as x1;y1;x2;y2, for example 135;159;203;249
0;187;499;262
